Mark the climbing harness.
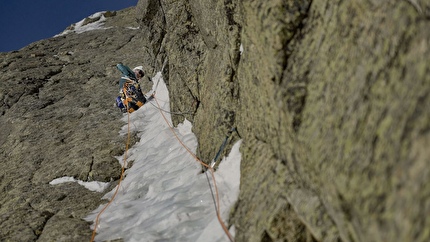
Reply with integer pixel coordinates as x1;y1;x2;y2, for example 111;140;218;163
118;80;147;113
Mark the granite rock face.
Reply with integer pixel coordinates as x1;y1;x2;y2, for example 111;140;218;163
0;8;147;241
136;0;430;241
1;0;429;241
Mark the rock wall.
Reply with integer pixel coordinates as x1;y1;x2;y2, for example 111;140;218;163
0;8;147;241
136;0;430;241
1;0;429;241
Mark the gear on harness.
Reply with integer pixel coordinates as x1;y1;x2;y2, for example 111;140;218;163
116;80;147;113
114;63;149;113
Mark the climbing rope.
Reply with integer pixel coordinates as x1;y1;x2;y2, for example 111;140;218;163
146;99;195;116
90;111;131;242
154;96;235;242
90;77;234;241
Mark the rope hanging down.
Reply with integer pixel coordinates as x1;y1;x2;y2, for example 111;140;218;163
153;96;235;242
90;75;234;241
146;99;195;116
90;111;131;242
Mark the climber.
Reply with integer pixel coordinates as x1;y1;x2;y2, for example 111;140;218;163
115;64;149;113
117;64;145;90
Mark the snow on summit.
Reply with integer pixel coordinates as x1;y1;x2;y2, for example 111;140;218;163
55;12;111;36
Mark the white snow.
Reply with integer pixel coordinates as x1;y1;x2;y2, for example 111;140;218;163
49;176;110;193
55;11;142;37
55;12;111;36
84;72;241;242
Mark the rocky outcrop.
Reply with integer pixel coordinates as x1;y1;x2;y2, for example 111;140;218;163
0;8;147;241
136;0;430;241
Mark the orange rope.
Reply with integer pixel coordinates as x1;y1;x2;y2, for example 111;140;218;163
90;111;131;242
154;96;235;242
89;93;234;242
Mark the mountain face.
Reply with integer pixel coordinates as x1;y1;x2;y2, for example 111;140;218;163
1;1;429;242
0;8;147;241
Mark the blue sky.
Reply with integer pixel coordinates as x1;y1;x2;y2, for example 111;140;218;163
0;0;138;52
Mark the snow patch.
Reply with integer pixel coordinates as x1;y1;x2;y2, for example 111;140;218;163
86;72;241;242
50;176;110;193
55;12;110;36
